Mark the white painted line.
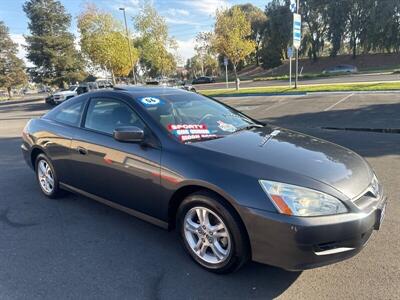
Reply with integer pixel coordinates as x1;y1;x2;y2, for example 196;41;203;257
263;98;288;112
324;93;354;111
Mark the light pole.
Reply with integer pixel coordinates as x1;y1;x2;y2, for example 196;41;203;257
119;7;136;84
295;0;299;89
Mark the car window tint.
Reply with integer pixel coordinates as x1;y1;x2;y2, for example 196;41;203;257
45;98;84;126
84;98;144;135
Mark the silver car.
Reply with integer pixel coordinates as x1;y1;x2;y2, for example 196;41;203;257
323;65;358;74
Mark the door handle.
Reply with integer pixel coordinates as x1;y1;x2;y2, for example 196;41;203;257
77;146;88;155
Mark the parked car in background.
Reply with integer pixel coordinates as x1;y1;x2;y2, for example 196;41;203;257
51;85;79;104
76;82;100;95
146;78;196;92
95;79;113;89
192;76;216;84
322;65;358;75
46;82;112;105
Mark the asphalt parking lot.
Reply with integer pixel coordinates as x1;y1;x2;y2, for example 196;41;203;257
0;92;399;299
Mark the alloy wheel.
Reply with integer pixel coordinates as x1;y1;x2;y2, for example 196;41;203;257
183;206;232;264
37;159;55;194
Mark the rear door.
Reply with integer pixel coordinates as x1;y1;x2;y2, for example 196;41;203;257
70;96;163;218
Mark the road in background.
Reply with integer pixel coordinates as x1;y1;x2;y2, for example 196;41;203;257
0;93;399;299
194;72;400;91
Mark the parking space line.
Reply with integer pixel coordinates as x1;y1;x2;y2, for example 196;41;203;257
324;93;354;111
263;99;288;112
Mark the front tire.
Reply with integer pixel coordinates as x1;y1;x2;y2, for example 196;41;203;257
35;153;62;198
177;191;249;273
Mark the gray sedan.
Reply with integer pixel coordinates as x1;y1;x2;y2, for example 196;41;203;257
21;87;387;273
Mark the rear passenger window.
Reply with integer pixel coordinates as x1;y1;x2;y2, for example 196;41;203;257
84;98;144;135
45;98;84;127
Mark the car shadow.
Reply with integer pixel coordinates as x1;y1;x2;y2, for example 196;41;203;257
56;192;302;299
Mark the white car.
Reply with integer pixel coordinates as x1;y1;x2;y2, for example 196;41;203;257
52;85;78;104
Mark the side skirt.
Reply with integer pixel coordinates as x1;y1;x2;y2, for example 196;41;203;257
60;182;169;229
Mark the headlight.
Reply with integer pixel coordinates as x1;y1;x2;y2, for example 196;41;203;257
370;174;381;199
259;180;348;216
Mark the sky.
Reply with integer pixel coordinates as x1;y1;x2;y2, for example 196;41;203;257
0;0;268;67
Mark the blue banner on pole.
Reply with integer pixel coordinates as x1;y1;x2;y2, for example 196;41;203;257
293;13;302;49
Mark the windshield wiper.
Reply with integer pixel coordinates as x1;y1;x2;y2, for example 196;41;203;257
184;135;224;143
234;124;264;133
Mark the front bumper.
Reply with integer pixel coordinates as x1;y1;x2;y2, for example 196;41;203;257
241;195;387;271
21;142;33;169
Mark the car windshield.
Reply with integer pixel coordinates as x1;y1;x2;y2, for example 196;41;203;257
137;93;260;143
69;86;77;91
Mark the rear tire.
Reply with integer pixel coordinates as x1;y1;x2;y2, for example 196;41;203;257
177;191;249;273
35;153;62;198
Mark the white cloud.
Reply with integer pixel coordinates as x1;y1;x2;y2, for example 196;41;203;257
110;0;140;13
166;8;190;16
10;33;34;67
165;17;200;26
176;38;196;66
182;0;230;16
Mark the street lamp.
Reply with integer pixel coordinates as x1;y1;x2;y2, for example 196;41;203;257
119;7;136;84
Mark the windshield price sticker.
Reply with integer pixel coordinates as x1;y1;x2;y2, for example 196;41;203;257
217;121;236;132
139;97;163;106
179;134;217;142
168;124;216;142
168;124;210;135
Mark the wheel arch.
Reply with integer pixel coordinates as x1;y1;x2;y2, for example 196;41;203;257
167;184;251;256
30;146;46;170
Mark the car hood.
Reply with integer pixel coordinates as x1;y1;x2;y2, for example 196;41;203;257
192;126;372;199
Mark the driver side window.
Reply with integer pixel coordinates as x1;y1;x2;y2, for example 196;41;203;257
84;98;145;135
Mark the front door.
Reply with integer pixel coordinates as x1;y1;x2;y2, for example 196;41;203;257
70;97;162;219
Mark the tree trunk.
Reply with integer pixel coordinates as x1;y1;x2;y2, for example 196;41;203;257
352;34;357;58
311;40;318;62
111;69;116;85
7;87;12;99
255;44;260;66
233;65;239;91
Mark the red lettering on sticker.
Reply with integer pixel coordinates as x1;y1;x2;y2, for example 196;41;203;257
104;157;113;164
168;124;207;131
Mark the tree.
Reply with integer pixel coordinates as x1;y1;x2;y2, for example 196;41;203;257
0;21;27;98
325;0;350;57
214;7;255;90
194;32;219;77
78;5;139;84
23;0;85;87
302;0;329;61
365;0;400;53
346;0;374;58
134;3;177;77
261;0;291;69
230;4;267;66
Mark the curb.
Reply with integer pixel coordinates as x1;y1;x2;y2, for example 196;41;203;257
306;90;400;95
210;92;307;98
0;96;45;105
207;89;400;98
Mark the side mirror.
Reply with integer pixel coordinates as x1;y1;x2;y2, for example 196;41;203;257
113;126;144;143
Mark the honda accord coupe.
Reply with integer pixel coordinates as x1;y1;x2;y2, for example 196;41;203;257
21;86;387;273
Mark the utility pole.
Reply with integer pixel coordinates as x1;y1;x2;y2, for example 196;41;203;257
119;7;136;85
